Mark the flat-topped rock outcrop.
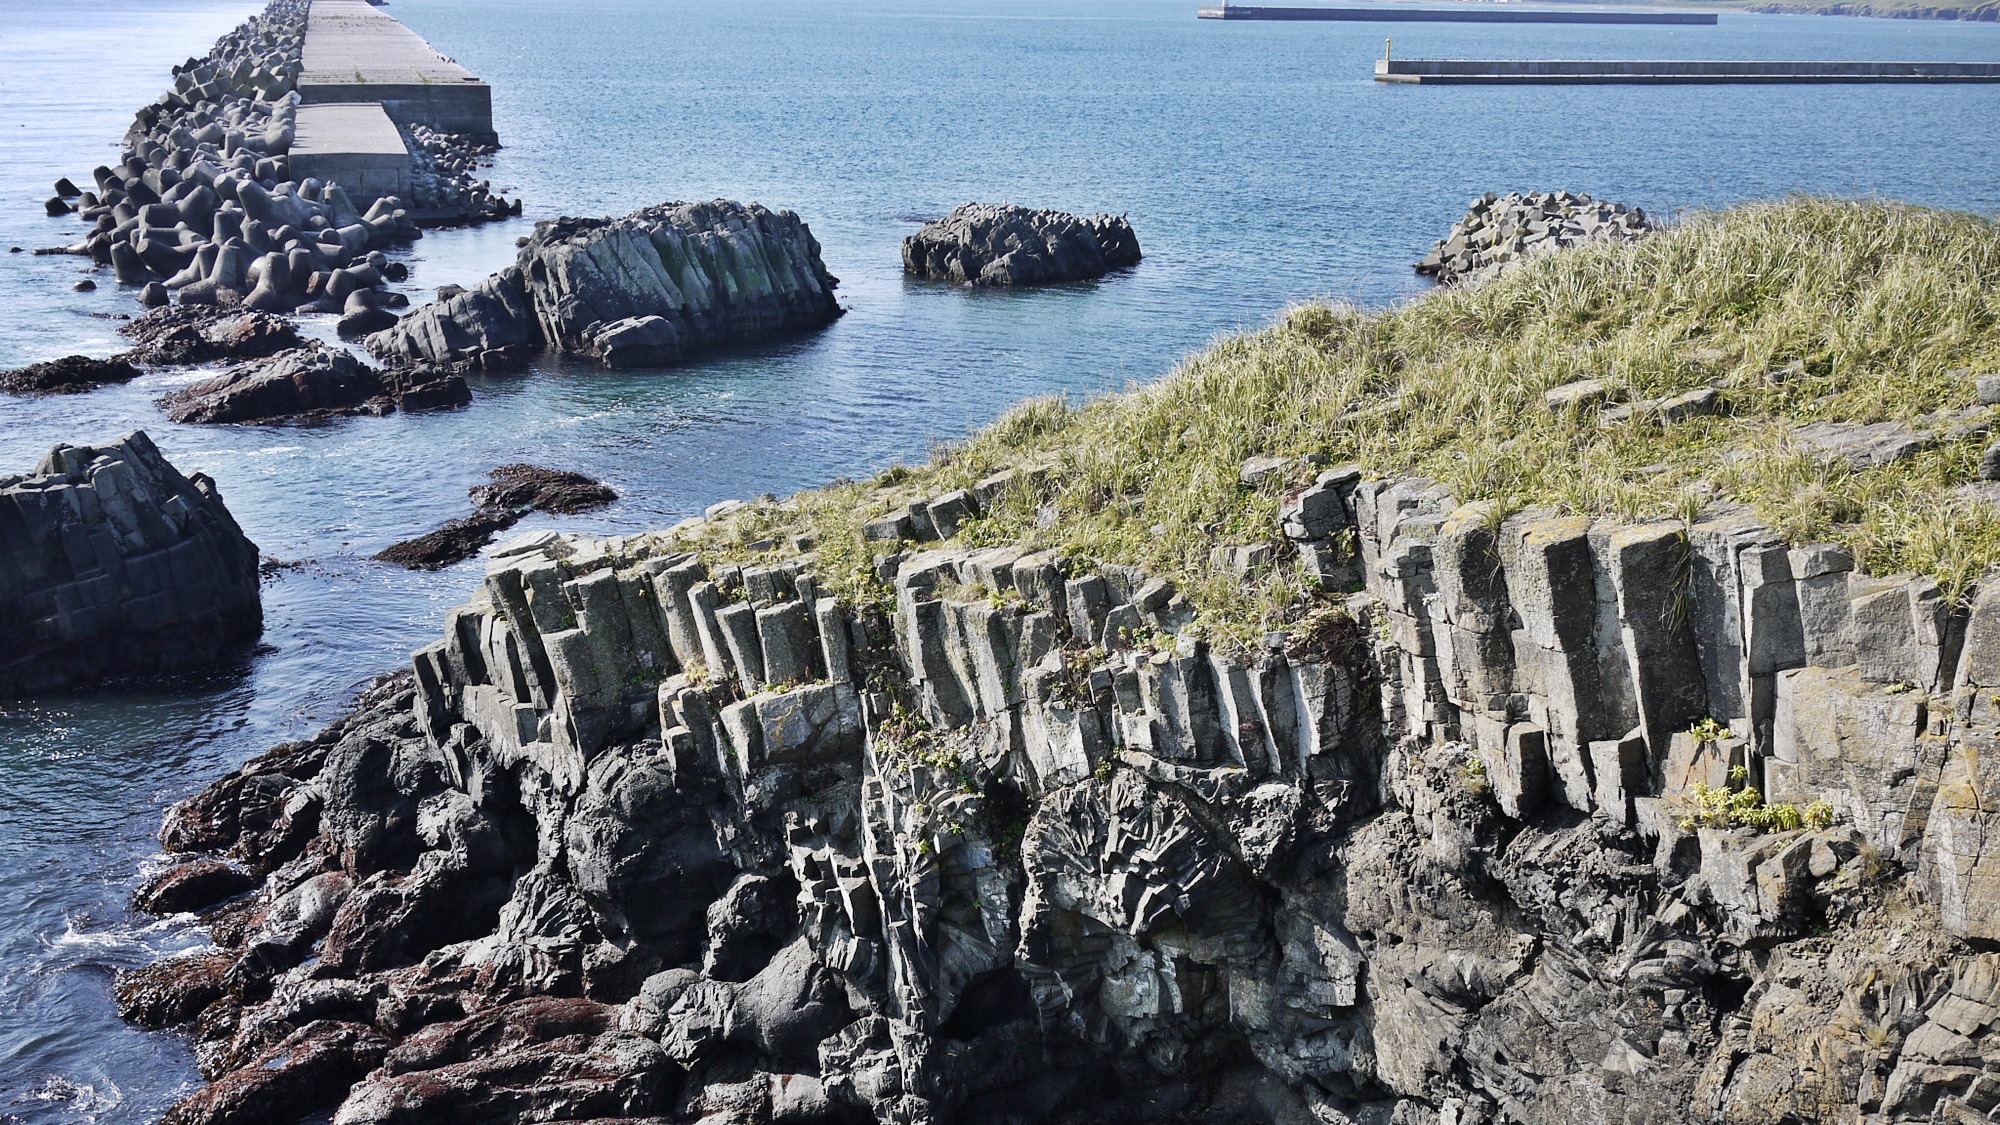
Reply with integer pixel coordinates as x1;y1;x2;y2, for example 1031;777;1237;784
902;202;1141;286
367;199;842;370
0;432;261;696
1417;189;1650;286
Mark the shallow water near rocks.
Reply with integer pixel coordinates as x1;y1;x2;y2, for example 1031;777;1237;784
3;0;2000;1118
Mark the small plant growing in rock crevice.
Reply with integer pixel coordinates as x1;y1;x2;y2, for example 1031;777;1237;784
1678;766;1836;832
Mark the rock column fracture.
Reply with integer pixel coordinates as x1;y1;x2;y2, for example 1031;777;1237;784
116;439;2000;1124
0;432;262;695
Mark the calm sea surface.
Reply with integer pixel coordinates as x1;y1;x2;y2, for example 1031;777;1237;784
2;0;1999;1118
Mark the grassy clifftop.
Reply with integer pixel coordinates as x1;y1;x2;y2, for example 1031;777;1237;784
700;198;2000;641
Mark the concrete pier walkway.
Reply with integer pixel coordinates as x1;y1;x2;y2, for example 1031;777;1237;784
298;0;494;142
1376;58;2000;82
1202;4;1716;23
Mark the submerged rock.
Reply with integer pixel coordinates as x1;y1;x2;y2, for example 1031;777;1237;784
1417;189;1651;287
366;199;842;370
0;431;261;696
902;202;1141;286
0;354;143;395
375;465;616;570
157;344;468;424
122;306;305;366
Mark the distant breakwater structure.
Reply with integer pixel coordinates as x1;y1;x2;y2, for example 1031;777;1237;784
1375;57;2000;82
1199;3;1718;22
37;0;516;314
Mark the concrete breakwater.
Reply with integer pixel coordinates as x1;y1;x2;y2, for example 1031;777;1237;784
368;199;843;371
1200;4;1718;23
296;0;495;144
1377;57;2000;82
40;0;512;313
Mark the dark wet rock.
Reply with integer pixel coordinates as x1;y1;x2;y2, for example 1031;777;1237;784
367;199;841;370
0;431;261;696
374;510;522;571
115;951;234;1028
0;353;141;395
121;306;305;366
161;1020;390;1125
335;999;672;1125
902;202;1142;287
376;465;616;570
73;278;96;292
470;464;618;514
134;858;258;915
159;344;467;424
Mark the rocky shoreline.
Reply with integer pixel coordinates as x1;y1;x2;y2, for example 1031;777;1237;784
117;440;2000;1122
1416;190;1651;287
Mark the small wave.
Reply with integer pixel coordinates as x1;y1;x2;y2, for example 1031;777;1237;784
39;913;214;975
15;1073;124;1116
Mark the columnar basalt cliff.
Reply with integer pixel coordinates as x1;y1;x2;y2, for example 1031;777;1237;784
129;445;2000;1123
0;432;262;696
902;204;1142;287
366;200;843;371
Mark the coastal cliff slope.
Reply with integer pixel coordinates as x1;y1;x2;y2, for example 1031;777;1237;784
135;198;2000;1124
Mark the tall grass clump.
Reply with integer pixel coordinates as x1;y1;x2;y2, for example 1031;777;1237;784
694;198;2000;640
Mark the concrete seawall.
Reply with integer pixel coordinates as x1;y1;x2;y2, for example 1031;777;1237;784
1377;57;2000;82
1202;4;1717;22
297;0;495;143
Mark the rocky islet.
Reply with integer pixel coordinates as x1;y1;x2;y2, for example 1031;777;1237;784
374;465;619;570
0;431;263;696
366;199;845;372
902;203;1142;287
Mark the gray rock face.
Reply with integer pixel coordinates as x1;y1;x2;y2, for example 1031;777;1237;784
902;203;1141;286
0;432;261;695
367;199;842;370
1417;190;1651;287
133;463;2000;1124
